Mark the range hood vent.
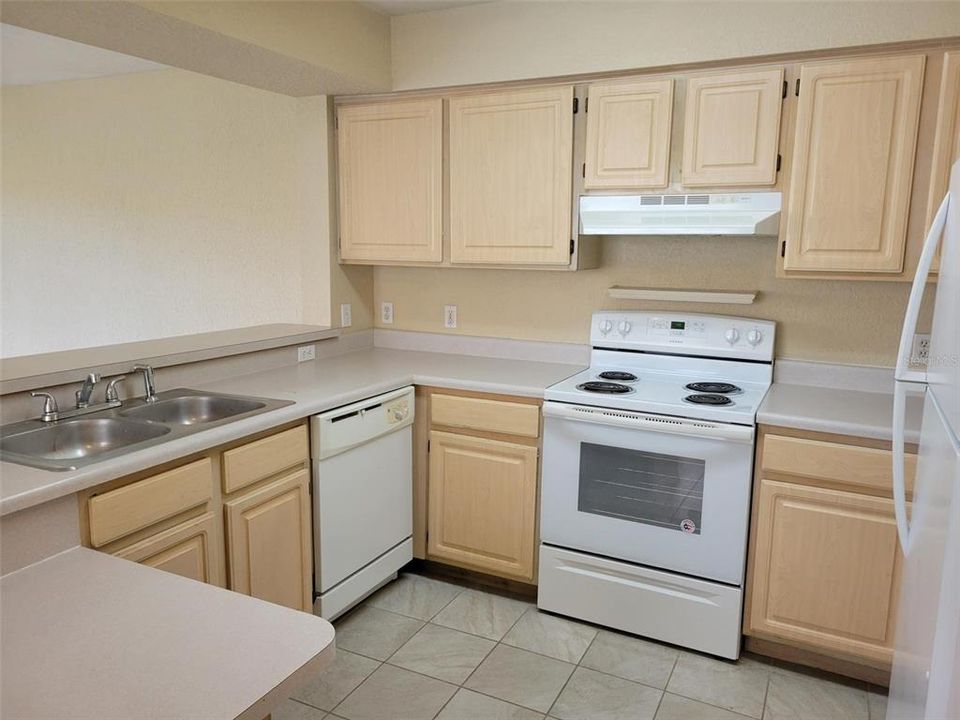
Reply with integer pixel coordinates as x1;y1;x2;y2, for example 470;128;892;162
579;192;781;236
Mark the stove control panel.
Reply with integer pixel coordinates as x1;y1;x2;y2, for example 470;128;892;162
592;311;775;361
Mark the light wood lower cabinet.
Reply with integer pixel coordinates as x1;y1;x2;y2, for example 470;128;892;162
746;427;916;672
748;479;902;665
82;423;313;612
427;430;538;582
224;468;313;612
113;512;225;587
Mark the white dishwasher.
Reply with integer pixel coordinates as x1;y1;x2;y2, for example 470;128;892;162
311;386;414;619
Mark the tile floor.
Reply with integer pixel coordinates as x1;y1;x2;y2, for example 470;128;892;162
274;572;889;720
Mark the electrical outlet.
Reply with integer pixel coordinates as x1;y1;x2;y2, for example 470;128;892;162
297;345;316;362
912;333;931;365
381;301;394;325
444;304;458;329
340;303;352;328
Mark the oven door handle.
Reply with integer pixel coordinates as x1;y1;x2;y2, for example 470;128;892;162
543;402;755;442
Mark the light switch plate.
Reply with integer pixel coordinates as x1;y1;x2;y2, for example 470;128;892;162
381;302;394;325
444;304;458;329
340;303;352;328
297;345;316;362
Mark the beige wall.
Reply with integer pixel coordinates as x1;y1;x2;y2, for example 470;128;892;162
373;237;934;366
390;1;960;90
1;69;346;357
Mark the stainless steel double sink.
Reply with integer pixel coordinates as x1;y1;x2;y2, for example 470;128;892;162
0;389;293;471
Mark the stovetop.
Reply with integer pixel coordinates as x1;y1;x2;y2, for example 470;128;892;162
545;312;776;425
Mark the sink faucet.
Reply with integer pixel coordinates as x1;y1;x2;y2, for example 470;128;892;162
75;373;101;408
133;364;158;403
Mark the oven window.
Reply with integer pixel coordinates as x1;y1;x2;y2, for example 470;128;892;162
578;442;704;534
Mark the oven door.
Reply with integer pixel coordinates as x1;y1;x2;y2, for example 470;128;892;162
540;401;755;585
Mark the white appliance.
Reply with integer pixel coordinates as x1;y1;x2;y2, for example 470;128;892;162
889;160;960;720
311;386;414;620
539;311;775;659
578;192;781;236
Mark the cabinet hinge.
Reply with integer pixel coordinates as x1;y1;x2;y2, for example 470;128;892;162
795;79;800;97
573;97;579;114
780;241;787;258
584;97;588;113
582;162;586;179
782;80;788;99
570;238;575;256
776;154;782;173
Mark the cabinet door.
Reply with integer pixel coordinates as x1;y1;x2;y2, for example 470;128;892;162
428;431;538;581
225;468;312;611
926;51;960;273
114;512;225;587
337;99;443;263
749;479;903;664
449;87;574;265
783;55;925;273
682;68;784;187
584;79;673;189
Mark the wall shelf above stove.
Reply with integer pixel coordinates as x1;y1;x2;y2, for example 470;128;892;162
608;287;757;305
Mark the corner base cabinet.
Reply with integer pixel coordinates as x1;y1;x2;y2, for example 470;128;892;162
424;390;542;583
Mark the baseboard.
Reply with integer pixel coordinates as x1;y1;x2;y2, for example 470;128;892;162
744;636;891;686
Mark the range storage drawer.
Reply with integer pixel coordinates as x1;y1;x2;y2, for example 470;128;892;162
538;544;743;659
221;424;308;494
761;434;916;496
430;394;540;438
88;458;213;547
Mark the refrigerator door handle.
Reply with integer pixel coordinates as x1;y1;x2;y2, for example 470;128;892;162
895;193;950;383
892;381;913;554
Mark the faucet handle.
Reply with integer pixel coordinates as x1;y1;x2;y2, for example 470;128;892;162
105;376;126;403
31;391;60;421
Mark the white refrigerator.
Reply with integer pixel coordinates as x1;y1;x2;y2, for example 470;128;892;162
888;159;960;720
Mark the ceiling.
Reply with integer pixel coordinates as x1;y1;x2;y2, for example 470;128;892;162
1;23;167;86
360;1;487;15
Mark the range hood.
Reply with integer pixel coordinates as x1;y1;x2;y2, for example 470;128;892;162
579;192;782;236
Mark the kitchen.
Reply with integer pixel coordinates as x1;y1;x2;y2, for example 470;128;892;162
0;2;958;719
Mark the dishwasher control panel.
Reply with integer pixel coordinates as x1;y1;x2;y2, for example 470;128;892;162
386;396;410;425
312;386;415;460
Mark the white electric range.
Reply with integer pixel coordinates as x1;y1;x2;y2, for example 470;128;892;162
538;311;775;659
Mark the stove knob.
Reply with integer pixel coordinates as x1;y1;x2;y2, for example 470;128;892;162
747;329;763;347
618;320;632;337
724;327;740;345
598;319;613;336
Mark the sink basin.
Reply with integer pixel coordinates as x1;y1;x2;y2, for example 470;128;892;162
120;395;266;425
0;418;170;462
0;388;292;471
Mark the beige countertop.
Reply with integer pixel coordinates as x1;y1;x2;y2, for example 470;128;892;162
758;382;925;444
0;347;583;516
0;547;335;720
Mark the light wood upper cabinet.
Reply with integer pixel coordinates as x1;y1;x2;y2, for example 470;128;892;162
114;512;225;588
224;467;313;612
682;68;784;187
428;430;538;582
584;79;673;189
927;51;960;242
449;86;574;265
782;55;925;273
749;479;902;664
337;99;443;263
